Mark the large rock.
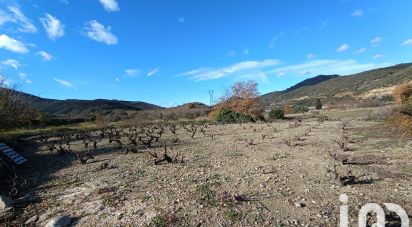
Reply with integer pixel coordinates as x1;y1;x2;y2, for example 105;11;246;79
0;195;11;210
45;215;73;227
0;195;13;221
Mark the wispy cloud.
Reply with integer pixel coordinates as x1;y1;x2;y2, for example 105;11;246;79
40;14;64;40
401;39;412;46
337;43;350;52
269;36;279;49
115;78;120;82
351;9;363;17
84;20;118;45
227;49;236;56
178;17;185;23
0;10;13;26
307;53;316;59
54;78;74;88
124;68;139;77
1;59;21;69
227;48;249;56
373;54;385;59
147;67;159;77
8;5;37;33
319;21;328;30
370;37;383;47
0;34;28;54
182;59;390;81
181;59;281;81
37;51;53;61
268;59;391;76
19;72;32;84
354;48;367;54
99;0;120;12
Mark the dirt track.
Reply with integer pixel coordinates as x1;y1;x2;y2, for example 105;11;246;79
3;116;412;226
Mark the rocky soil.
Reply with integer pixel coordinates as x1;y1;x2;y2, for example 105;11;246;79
1;112;411;226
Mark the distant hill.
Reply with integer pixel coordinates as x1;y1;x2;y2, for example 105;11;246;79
260;63;412;107
18;92;163;116
172;102;209;109
285;74;339;92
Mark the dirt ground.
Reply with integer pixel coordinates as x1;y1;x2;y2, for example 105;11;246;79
2;108;412;226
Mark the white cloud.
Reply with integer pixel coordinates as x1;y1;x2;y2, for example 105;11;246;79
181;59;281;81
373;54;385;59
178;17;185;23
300;70;311;75
307;53;316;59
2;59;21;69
115;78;120;82
54;78;74;88
268;59;391;76
243;48;249;56
337;43;350;52
124;68;139;77
0;6;36;33
401;39;412;46
370;37;382;46
99;0;120;12
37;51;53;61
354;48;367;54
8;5;37;33
84;20;118;45
147;67;159;77
0;34;28;53
181;59;390;81
351;9;363;17
40;14;64;40
19;72;31;84
0;10;13;26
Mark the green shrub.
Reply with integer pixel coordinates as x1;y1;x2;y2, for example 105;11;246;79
149;215;166;227
224;210;240;220
292;105;309;113
37;112;52;124
215;108;254;124
269;108;284;119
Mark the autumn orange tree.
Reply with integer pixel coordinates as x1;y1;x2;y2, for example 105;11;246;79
388;82;412;135
209;80;264;121
394;82;412;106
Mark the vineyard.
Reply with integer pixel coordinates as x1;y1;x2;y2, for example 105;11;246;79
2;108;411;226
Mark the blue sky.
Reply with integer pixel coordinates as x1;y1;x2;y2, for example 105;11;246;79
1;0;412;107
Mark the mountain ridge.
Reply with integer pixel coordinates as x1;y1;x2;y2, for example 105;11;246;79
14;92;164;116
260;63;412;107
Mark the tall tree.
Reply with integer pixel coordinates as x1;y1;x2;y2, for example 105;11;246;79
209;80;263;119
315;98;322;110
0;78;36;130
